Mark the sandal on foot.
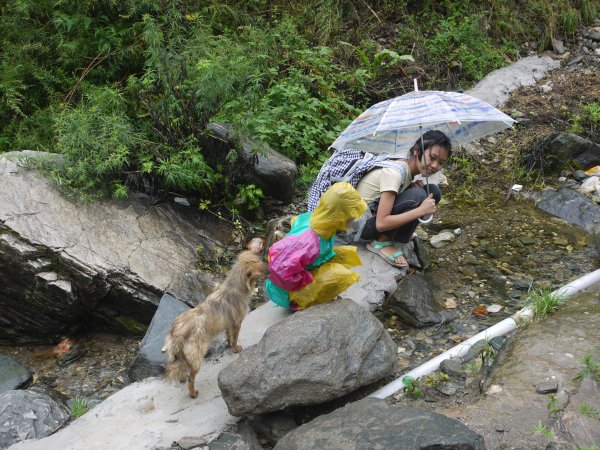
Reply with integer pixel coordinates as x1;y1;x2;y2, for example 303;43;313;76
366;240;408;268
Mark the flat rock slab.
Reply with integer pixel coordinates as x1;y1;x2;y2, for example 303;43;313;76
444;293;600;449
0;151;223;339
8;303;291;450
467;55;561;106
127;292;191;382
343;244;407;311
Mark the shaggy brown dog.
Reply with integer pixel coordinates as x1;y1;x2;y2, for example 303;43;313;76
163;250;269;398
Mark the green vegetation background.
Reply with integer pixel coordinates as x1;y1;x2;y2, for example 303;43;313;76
0;0;597;208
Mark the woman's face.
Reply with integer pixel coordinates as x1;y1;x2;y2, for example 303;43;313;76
418;144;449;176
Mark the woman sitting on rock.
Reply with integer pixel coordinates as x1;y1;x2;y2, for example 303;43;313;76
357;130;452;268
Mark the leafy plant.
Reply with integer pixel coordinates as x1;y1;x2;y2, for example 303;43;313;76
234;184;264;212
340;41;414;79
402;376;422;399
423;371;450;388
156;143;217;193
560;8;580;37
424;14;509;81
464;359;483;377
579;402;600;420
547;394;564;416
48;85;142;200
446;151;485;203
575;353;600;382
579;0;600;22
481;338;498;360
534;420;556;439
568;102;600;137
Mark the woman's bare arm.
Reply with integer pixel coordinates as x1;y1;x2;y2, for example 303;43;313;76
374;191;436;232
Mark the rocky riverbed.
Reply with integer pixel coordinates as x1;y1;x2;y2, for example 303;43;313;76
1;177;596;416
1;26;599;449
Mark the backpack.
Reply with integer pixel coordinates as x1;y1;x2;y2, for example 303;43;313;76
307;149;407;211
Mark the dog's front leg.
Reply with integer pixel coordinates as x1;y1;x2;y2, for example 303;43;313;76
227;322;242;353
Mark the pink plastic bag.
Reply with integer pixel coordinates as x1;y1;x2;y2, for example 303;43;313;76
268;229;320;291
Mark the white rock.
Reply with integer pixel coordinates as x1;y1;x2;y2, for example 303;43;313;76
486;384;503;395
579;176;600;193
429;231;456;249
487;304;503;313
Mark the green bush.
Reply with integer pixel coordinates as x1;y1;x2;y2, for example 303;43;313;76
568;102;600;137
50;85;141;200
1;0;595;207
213;23;360;165
425;14;510;81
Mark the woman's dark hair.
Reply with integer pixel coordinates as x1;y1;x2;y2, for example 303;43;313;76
409;130;452;158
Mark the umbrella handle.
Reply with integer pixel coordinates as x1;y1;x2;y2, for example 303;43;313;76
418;214;433;224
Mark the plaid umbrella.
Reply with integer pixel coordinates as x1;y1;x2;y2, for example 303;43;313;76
331;89;515;155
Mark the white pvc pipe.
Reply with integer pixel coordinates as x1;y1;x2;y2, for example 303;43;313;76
370;268;600;399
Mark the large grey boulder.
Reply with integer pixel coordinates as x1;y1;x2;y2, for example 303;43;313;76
385;273;457;328
207;123;298;204
0;388;70;448
535;133;600;171
0;151;224;342
532;186;600;235
218;299;397;416
274;397;486;450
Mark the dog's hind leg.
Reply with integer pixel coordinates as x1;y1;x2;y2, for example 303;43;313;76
187;361;200;399
185;342;209;399
227;322;243;353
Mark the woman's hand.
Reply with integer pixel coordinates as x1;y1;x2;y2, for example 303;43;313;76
419;194;436;216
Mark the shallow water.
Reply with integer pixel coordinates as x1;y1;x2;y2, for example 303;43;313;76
385;192;598;374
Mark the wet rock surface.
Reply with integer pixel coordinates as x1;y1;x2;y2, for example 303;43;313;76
385;195;596;376
127;292;190;382
274;397;486;450
0;387;70;448
444;295;600;450
0;333;138;402
0;354;32;394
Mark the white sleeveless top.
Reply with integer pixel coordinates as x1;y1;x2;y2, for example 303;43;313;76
356;161;411;203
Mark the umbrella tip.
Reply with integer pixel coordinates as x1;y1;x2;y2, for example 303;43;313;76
413;79;419;92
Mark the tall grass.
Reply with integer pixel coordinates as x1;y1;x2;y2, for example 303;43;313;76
523;287;565;322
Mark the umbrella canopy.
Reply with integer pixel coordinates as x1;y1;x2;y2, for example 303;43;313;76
331;90;515;156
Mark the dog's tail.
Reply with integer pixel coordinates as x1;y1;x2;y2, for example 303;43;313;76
163;335;188;382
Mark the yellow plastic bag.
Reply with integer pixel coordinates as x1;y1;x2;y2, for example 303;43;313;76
328;245;362;268
289;261;360;309
310;182;367;239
